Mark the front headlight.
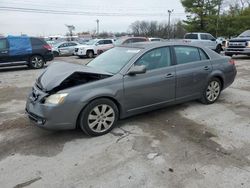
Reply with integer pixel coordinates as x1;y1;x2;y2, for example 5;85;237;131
45;93;68;104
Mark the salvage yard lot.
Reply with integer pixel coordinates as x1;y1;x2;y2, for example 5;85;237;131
0;56;250;188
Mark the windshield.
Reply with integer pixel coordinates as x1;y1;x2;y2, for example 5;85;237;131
85;39;98;45
87;47;141;74
239;30;250;37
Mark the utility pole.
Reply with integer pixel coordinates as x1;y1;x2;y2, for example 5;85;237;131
167;9;174;40
96;19;99;36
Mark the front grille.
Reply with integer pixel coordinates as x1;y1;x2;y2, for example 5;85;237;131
228;42;246;48
75;48;79;52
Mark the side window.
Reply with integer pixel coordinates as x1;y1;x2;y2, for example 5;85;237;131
30;38;45;45
97;40;104;45
200;34;207;40
199;49;209;60
0;39;7;50
134;38;146;43
68;43;77;46
124;39;133;44
104;40;112;44
184;34;198;39
135;47;171;71
206;34;215;41
59;43;67;48
174;46;201;64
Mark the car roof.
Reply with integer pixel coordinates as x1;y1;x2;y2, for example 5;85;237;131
120;41;208;49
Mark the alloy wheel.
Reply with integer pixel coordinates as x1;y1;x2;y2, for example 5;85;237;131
206;81;221;102
87;104;115;133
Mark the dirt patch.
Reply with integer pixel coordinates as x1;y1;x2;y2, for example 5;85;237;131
0;87;31;104
0;116;29;131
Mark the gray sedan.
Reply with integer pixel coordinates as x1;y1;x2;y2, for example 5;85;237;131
26;42;237;136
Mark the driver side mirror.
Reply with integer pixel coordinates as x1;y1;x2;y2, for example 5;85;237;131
127;65;146;76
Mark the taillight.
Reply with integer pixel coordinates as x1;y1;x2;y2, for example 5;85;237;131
229;59;235;65
43;44;52;51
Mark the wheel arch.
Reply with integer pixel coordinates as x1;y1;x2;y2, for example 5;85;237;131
75;96;122;129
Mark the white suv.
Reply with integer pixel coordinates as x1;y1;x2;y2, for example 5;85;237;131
184;33;222;53
74;39;114;58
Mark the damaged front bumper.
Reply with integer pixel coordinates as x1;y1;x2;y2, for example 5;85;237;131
25;86;81;130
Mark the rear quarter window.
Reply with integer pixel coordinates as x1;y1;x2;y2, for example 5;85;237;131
199;49;209;60
184;34;198;39
30;38;46;46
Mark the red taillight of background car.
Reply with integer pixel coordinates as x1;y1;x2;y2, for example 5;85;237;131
43;44;52;51
229;59;235;65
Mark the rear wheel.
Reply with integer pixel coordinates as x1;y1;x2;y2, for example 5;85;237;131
79;98;119;136
201;78;222;104
86;50;94;58
53;51;59;57
28;55;45;69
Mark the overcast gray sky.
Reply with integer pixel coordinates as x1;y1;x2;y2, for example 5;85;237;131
0;0;186;36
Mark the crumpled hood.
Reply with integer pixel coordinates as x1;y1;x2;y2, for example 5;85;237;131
37;61;113;92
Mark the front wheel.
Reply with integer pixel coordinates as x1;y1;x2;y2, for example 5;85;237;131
79;98;119;136
200;78;222;104
28;55;45;69
215;45;222;54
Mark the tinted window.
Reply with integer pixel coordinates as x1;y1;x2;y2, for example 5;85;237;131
30;38;45;45
58;43;68;48
200;34;207;40
184;34;198;39
133;38;147;42
207;34;215;40
135;47;171;70
199;49;209;60
0;39;7;49
68;42;77;46
123;39;133;44
87;47;140;74
97;40;105;45
151;38;161;41
174;46;201;64
104;40;112;44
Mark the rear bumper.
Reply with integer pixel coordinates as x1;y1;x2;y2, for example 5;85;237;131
44;52;54;62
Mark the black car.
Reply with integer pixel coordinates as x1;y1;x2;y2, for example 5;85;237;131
0;36;54;69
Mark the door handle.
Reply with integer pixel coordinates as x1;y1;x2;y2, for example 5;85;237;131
204;66;210;70
165;73;174;78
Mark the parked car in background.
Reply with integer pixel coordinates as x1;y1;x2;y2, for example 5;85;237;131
184;32;222;53
52;41;80;56
26;42;236;136
0;36;53;69
225;30;250;57
148;37;164;42
114;37;149;45
74;39;114;58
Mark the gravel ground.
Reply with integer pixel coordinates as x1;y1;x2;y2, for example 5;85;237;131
0;55;250;188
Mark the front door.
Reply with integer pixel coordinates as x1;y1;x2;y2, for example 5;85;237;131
123;47;176;112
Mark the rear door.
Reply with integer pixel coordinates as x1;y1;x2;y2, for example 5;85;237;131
173;46;212;101
0;38;9;63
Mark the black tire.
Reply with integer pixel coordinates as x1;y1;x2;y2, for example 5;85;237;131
86;50;94;58
225;53;233;57
53;51;59;57
200;78;222;104
215;44;222;54
79;98;119;136
28;55;45;69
